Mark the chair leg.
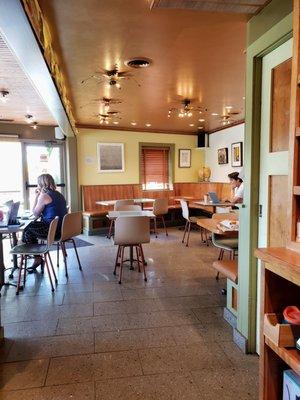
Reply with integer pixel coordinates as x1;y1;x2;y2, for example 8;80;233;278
162;215;168;236
139;244;146;266
114;246;121;275
118;246;124;284
135;246;141;272
154;217;158;238
107;220;114;239
71;238;82;270
62;242;68;278
16;255;24;295
182;221;188;243
57;242;60;267
186;222;191;247
139;244;147;282
47;252;58;284
206;230;210;247
216;271;220;281
23;255;27;287
44;254;55;292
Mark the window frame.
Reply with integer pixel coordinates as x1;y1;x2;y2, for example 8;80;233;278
139;142;175;190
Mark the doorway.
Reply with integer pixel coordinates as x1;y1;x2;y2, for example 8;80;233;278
256;38;292;352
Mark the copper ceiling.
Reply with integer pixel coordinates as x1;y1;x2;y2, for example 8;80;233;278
0;34;56;126
38;0;259;133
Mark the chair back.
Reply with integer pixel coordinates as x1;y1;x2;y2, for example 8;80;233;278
60;212;82;241
47;217;59;247
115;199;134;211
153;198;168;216
118;205;142;211
114;216;150;245
180;200;189;221
212;213;238;221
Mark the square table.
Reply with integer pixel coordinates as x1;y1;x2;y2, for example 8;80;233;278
193;201;236;214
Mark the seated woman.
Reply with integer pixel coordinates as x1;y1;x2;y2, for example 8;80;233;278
228;171;244;204
22;173;67;272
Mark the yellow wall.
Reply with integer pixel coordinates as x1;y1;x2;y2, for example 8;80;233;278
77;128;204;185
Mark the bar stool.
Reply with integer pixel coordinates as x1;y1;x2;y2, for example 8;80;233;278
113;216;150;284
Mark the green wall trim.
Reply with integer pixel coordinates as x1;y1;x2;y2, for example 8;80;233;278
238;10;293;353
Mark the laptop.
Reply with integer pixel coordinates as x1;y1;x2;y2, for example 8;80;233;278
208;192;221;204
0;201;23;227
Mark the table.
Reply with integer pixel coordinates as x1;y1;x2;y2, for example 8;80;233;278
196;218;239;235
96;198;155;210
0;221;29;289
107;210;155;219
193;201;236;214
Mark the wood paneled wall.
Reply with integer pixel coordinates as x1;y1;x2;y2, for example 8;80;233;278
81;182;232;211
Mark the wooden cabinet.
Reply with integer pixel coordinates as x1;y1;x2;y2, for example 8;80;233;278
255;248;300;399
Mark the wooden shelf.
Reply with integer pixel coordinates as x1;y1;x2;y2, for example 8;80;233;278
294;186;300;195
265;337;300;375
255;247;300;286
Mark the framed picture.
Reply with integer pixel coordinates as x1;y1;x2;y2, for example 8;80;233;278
231;142;243;167
217;148;228;165
97;143;125;173
178;149;191;168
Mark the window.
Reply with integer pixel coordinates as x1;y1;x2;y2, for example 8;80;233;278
0;141;23;205
141;146;171;190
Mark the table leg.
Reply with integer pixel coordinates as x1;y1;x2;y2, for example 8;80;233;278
0;234;4;288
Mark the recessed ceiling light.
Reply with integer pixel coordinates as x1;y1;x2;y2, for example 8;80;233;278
145;123;151;127
113;121;119;125
242;96;245;100
211;113;218;116
189;123;195;127
198;119;205;122
131;122;137;126
25;114;34;123
0;90;9;103
125;58;152;69
225;106;233;109
198;126;204;129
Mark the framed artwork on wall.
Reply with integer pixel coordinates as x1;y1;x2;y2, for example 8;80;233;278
178;149;191;168
231;142;243;167
97;142;125;173
217;148;228;165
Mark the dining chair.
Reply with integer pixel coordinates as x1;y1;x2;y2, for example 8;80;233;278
56;211;83;277
180;200;205;247
113;216;150;284
152;198;169;238
10;217;59;294
107;199;134;238
211;212;239;279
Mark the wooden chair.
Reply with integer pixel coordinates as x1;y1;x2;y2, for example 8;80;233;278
113;216;150;284
56;212;83;277
107;199;134;238
10;217;58;294
153;198;168;238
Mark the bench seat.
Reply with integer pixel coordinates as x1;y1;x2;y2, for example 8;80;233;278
212;259;238;283
82;210;107;217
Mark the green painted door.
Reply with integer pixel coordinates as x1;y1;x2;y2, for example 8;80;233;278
256;38;292;352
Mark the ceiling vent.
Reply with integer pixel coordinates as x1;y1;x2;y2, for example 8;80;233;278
124;58;152;69
149;0;264;15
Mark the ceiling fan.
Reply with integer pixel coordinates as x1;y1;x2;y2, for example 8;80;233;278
81;64;140;89
79;97;122;110
94;110;121;125
168;99;207;119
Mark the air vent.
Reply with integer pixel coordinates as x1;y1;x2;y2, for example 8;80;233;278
0;118;14;122
124;58;152;69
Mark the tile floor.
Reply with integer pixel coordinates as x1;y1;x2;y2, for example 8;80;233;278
0;228;258;399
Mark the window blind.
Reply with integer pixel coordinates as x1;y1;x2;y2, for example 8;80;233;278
141;147;170;189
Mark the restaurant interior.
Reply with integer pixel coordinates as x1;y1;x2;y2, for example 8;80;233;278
0;0;299;398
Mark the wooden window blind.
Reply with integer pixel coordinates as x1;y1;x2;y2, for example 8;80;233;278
141;147;170;189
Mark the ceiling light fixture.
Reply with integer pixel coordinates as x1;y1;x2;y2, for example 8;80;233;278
31;122;38;130
198;119;205;122
225;106;233;109
0;90;9;103
145;123;151;127
198;126;204;130
113;121;119;125
125;57;152;69
189;123;194;127
25;114;34;123
131;122;137;126
211;113;218;116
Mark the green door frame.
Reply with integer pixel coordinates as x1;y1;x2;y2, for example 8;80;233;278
237;13;293;353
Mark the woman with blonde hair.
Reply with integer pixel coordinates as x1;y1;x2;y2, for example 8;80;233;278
22;173;67;272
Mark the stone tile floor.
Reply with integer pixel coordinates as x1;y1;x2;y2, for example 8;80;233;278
0;228;258;399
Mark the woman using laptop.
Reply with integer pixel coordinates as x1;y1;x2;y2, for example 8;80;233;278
22;173;67;272
228;171;244;204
